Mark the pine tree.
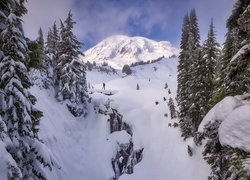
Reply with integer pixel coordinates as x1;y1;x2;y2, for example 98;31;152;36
186;9;204;135
56;11;88;116
44;22;60;88
201;1;250;179
168;98;177;119
201;20;220;114
27;27;55;89
212;30;237;104
46;22;59;58
215;0;250;100
177;13;191;137
0;0;54;178
122;64;132;75
38;27;44;48
46;28;53;54
0;112;22;179
136;83;140;90
178;9;203;139
224;0;250;96
28;28;45;69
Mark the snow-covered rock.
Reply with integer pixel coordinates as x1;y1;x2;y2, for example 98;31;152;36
219;104;250;152
199;94;250;152
198;96;243;132
81;35;179;69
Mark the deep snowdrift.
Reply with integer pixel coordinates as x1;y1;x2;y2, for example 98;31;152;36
30;57;210;180
199;94;250;152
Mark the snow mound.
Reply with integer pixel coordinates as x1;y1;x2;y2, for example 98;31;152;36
90;89;119;96
81;35;179;69
198;96;243;132
108;130;131;147
199;95;250;152
219;105;250;152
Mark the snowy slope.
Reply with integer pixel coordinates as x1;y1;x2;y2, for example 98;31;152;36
30;57;210;180
80;35;179;69
89;58;210;180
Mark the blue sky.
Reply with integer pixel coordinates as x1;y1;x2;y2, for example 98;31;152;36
23;0;235;50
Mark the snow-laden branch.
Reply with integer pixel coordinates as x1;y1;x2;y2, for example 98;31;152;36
230;43;250;63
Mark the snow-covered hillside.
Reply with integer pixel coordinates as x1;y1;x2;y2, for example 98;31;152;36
30;57;210;180
80;35;179;69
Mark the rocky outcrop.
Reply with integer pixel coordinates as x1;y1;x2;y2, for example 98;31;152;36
98;102;143;180
108;108;132;136
112;141;143;180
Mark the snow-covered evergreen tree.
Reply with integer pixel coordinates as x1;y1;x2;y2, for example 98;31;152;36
122;64;132;75
201;20;221;114
186;9;203;134
0;112;22;179
200;1;250;179
0;0;54;178
38;27;44;49
168;98;177;119
43;22;60;89
177;13;191;138
214;0;250;101
46;22;59;60
56;11;88;116
223;0;250;96
178;9;203;139
28;28;45;69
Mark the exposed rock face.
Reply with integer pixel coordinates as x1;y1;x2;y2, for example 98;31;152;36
112;141;143;179
98;102;143;180
108;108;132;136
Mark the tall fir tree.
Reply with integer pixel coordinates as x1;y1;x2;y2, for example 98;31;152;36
0;0;54;178
178;9;203;139
46;28;53;54
56;11;88;116
199;1;250;179
28;27;45;69
38;27;44;48
187;9;203;134
214;0;250;101
201;20;221;113
168;98;177;119
46;22;59;59
177;13;191;138
45;22;60;88
223;0;250;96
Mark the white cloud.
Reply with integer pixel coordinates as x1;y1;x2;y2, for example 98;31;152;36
23;0;74;40
22;0;235;48
23;0;173;48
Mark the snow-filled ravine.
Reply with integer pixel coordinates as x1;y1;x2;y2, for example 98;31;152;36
31;57;210;180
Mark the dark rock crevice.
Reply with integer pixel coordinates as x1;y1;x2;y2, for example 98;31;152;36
98;103;143;180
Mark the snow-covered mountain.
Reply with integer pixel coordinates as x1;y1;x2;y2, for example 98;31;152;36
81;35;179;69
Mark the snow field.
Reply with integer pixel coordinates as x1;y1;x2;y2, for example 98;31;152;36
30;57;210;180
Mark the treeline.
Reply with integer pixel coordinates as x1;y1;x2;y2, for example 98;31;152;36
130;56;165;67
30;11;89;117
0;1;88;179
0;1;54;179
177;0;250;178
85;60;117;74
177;1;250;139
